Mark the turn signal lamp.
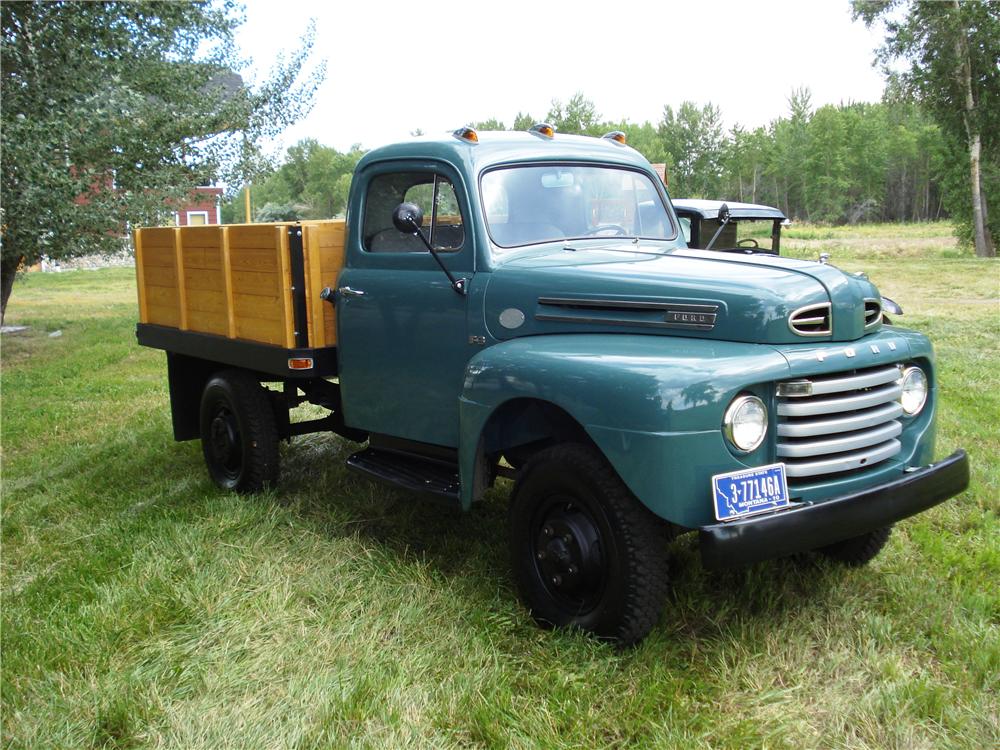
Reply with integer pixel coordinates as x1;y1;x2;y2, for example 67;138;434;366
453;127;479;143
287;357;314;370
530;123;555;139
603;130;627;145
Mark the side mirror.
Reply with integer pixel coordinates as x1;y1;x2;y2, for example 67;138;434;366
392;202;423;234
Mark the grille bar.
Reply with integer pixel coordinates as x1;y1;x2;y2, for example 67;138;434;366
777;420;902;458
778;382;902;417
784;440;902;478
777;401;904;438
790;365;903;397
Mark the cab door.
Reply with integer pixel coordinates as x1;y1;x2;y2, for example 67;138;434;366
336;163;475;447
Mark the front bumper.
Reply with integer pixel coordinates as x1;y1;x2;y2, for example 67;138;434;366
699;450;969;570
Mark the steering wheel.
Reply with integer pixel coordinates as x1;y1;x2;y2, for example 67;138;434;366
587;223;629;237
737;238;759;248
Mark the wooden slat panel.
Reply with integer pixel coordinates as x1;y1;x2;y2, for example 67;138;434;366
186;287;228;314
234;315;286;346
181;245;223;271
303;225;325;347
143;264;178;288
229;269;280;295
187;310;229;337
146;285;180;308
183;267;226;292
316;221;346;346
276;226;295;348
134;229;149;323
146;304;180;328
221;227;236;339
227;225;289;250
173;229;188;330
233;292;283;321
228;246;280;273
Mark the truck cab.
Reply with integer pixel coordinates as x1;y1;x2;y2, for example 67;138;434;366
135;126;968;645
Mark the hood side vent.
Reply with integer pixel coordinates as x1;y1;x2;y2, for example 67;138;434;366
788;302;832;337
864;298;882;329
536;297;719;331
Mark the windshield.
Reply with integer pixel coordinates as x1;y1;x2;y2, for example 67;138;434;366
481;165;675;249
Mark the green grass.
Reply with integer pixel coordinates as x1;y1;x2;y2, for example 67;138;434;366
3;229;998;749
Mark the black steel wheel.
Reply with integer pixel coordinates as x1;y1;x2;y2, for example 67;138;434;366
818;525;892;566
509;443;670;645
199;369;279;493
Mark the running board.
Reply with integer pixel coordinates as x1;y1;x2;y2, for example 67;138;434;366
345;447;461;503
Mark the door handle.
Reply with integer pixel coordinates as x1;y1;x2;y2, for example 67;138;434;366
337;286;365;297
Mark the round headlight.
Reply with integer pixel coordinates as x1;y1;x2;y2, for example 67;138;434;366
900;366;928;415
723;394;768;452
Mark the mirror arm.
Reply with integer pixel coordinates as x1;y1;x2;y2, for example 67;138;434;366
406;219;467;295
704;205;731;252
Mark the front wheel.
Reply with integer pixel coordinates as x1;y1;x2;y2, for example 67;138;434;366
508;443;670;645
818;526;892;566
199;370;280;493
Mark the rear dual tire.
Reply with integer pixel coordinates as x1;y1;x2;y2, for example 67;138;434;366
199;370;280;493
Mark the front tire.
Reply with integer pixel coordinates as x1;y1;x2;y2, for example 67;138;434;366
199;370;280;493
818;525;892;566
508;443;669;645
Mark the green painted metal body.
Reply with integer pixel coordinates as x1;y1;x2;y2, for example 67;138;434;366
334;132;940;529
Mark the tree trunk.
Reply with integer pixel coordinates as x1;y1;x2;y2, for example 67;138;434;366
954;0;996;257
1;254;25;327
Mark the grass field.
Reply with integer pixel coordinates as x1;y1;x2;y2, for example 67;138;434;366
2;223;998;749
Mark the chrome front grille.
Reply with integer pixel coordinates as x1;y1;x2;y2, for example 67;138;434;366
777;364;904;480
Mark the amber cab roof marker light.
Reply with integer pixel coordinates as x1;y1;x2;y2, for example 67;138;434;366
603;131;627;145
529;123;555;139
452;126;479;143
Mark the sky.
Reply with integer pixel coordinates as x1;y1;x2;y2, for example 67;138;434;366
234;0;890;155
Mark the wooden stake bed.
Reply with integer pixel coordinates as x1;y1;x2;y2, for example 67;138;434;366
134;220;345;377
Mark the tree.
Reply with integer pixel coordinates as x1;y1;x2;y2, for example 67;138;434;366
0;1;325;322
853;0;998;256
659;102;725;198
547;93;602;136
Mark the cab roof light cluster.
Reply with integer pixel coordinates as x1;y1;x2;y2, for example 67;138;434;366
529;122;555;139
603;130;627;145
452;126;479;143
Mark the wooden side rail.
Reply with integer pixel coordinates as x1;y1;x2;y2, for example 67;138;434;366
134;219;346;349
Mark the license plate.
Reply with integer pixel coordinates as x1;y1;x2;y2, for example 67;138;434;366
712;463;790;521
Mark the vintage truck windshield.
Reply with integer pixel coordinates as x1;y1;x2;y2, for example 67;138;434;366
481;165;674;249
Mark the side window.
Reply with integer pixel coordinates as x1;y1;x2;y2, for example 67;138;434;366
364;172;465;253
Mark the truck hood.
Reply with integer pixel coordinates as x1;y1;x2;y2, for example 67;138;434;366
483;244;881;344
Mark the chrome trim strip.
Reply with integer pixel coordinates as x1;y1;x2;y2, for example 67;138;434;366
537;297;719;314
776;401;904;437
534;314;714;331
784;439;901;478
777;420;902;458
777;382;902;417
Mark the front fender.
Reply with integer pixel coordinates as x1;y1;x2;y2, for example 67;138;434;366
458;334;790;526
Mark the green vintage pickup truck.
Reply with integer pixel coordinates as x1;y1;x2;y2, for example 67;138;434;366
136;125;969;645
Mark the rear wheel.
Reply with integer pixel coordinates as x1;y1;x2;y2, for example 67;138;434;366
508;443;669;645
818;525;892;566
199;370;279;493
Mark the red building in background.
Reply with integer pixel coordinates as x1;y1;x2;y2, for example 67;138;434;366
174;186;223;226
